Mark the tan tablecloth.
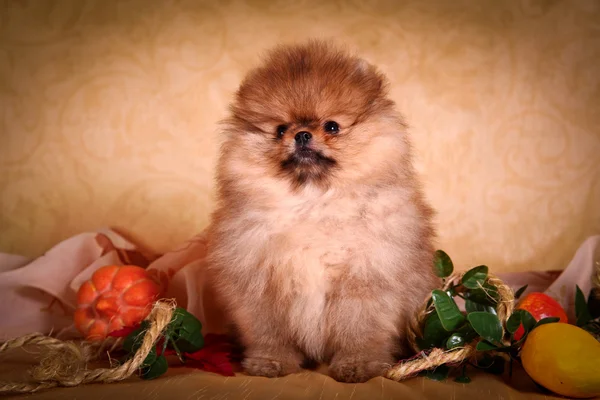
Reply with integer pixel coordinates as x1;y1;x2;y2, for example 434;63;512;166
1;349;581;400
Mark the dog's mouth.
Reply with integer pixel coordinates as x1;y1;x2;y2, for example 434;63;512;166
294;147;320;162
281;147;336;168
279;147;337;186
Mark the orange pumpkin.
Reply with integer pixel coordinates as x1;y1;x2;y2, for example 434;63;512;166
74;265;162;341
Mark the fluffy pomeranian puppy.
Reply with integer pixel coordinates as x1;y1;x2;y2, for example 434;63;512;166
205;40;439;383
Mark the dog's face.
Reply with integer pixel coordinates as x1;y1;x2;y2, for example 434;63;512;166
223;41;404;190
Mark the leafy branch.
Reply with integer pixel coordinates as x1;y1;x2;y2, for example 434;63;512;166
576;284;600;341
120;308;207;380
419;250;560;382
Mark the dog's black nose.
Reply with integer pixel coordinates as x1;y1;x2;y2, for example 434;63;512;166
295;131;312;146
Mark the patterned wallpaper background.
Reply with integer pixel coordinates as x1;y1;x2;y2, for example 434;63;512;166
1;0;599;273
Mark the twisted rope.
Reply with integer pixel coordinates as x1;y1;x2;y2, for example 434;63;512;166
0;299;176;394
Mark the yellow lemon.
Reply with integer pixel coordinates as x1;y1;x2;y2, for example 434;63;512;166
521;323;600;398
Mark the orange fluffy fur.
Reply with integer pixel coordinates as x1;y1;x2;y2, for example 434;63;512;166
205;40;440;383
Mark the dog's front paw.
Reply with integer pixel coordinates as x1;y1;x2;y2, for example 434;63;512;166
242;357;300;378
329;356;390;383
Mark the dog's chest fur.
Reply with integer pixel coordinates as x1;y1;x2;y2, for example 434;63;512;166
230;187;410;358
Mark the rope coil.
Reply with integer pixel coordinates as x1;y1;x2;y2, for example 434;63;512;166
385;272;514;381
0;299;176;394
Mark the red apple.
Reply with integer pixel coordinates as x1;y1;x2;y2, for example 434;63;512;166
513;292;568;341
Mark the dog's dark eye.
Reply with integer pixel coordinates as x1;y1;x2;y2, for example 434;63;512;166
276;124;288;138
324;121;339;134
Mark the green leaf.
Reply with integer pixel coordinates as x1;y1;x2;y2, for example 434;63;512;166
433;250;454;278
476;354;494;368
575;285;593;327
514;285;528;299
425;365;450;381
476;340;498;351
169;308;204;353
476;354;505;375
506;312;522;334
141;347;158;368
487;356;506;375
456;321;479;343
181;315;203;335
519;309;536;333
507;309;537;337
454;364;471;384
175;329;204;353
418;311;450;350
446;333;465;349
170;308;199;331
465;299;496;315
455;375;471;384
465;282;499;307
432;289;466;331
534;316;560;328
461;265;489;290
141;354;169;380
467;312;503;344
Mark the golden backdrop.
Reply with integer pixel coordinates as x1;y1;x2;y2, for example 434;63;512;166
1;0;599;273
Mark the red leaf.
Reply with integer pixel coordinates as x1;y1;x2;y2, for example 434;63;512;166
155;337;167;355
205;334;233;352
181;334;235;377
186;354;235;377
163;348;177;356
